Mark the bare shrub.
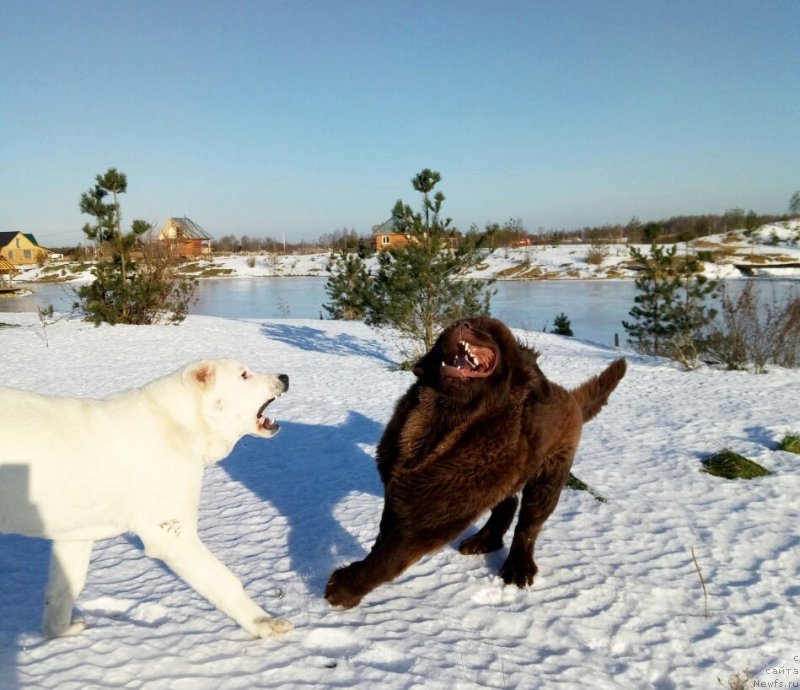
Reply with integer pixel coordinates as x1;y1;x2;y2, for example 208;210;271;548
717;668;752;690
705;280;800;372
133;237;198;324
586;244;608;265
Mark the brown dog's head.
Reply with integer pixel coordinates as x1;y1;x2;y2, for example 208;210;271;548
413;317;541;402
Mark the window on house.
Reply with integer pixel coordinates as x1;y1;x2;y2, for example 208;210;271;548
23;250;32;259
15;238;21;248
382;235;390;244
8;251;14;260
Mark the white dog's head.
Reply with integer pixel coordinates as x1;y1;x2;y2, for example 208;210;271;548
181;359;289;443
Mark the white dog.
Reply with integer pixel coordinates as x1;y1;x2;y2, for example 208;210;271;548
0;359;291;639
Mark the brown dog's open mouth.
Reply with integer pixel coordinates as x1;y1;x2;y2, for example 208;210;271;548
257;398;279;433
442;338;498;379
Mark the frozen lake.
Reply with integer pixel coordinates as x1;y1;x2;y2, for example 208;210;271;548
190;277;639;345
2;276;796;348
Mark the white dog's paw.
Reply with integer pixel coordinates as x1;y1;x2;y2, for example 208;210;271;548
252;616;293;637
44;617;87;639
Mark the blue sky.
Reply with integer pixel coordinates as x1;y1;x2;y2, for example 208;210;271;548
1;0;798;247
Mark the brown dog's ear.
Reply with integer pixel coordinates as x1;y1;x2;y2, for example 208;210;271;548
182;361;216;389
412;342;440;378
411;355;428;378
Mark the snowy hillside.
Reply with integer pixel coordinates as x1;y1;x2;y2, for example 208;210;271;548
14;220;800;285
0;313;798;689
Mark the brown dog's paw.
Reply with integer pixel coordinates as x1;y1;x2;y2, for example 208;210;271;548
324;566;364;609
499;555;538;588
458;533;504;555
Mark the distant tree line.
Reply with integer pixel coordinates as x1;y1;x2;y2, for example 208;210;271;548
525;210;791;247
213;235;298;253
210;228;375;256
51;189;800;259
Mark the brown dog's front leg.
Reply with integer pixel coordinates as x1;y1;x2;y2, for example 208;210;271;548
325;533;424;608
500;459;572;587
325;531;436;609
458;495;519;555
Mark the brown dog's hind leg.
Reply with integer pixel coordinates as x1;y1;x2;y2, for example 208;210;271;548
458;495;519;555
500;454;573;587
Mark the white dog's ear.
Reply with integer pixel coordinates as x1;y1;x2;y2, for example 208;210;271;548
183;361;216;390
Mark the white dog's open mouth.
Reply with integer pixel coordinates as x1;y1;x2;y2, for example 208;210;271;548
257;398;279;434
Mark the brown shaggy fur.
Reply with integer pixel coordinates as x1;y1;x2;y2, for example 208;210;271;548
325;316;626;608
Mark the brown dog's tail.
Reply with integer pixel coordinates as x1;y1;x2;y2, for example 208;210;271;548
570;358;627;423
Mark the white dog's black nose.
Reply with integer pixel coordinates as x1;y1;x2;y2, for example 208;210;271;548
278;374;289;391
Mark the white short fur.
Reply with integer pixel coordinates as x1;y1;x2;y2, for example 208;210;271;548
0;359;291;639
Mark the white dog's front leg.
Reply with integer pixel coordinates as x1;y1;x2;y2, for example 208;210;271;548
141;530;291;638
43;540;94;638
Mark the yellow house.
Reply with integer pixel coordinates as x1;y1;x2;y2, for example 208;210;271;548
0;231;46;266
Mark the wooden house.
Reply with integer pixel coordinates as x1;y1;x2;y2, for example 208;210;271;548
372;218;412;252
0;255;20;293
157;217;214;258
0;231;46;266
371;218;459;252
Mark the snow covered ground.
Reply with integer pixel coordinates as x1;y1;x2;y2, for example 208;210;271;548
0;313;798;689
14;220;800;285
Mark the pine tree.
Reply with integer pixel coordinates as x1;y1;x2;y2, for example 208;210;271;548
623;227;718;367
323;250;372;320
623;243;682;356
322;168;494;360
670;232;719;367
366;169;493;356
552;313;573;336
789;190;800;215
77;168;196;325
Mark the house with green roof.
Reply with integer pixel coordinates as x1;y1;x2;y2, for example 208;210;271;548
0;231;46;266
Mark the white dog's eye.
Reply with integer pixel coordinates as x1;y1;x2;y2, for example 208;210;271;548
240;370;251;381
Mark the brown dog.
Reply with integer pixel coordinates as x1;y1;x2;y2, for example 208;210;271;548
325;316;626;608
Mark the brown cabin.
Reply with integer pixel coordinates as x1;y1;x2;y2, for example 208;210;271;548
372;218;412;252
372;218;460;252
158;217;214;258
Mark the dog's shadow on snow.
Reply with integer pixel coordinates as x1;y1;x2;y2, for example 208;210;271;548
224;411;384;595
259;323;395;366
0;533;50;689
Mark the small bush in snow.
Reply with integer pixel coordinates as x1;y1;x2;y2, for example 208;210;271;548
777;433;800;454
701;449;769;480
565;473;607;502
